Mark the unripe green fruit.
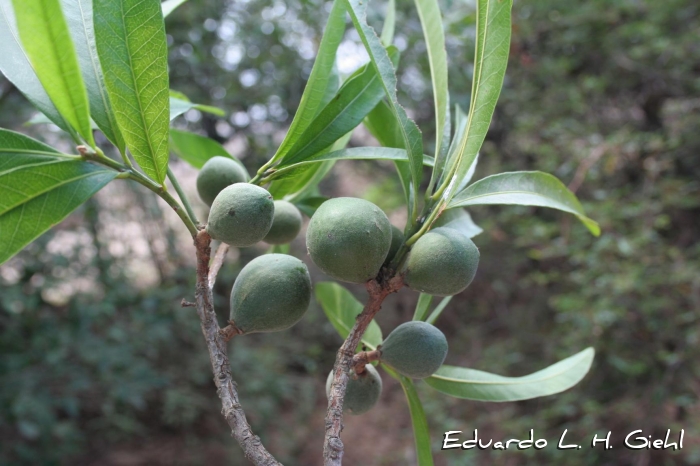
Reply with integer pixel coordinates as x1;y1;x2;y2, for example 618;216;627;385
402;227;479;296
196;156;250;206
326;364;382;415
230;254;311;334
264;201;303;244
385;225;404;264
306;198;392;283
380;321;448;379
206;183;274;247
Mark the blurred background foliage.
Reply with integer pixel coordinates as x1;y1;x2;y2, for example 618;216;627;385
1;0;699;464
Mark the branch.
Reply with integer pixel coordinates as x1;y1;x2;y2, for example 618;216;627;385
193;231;282;466
323;274;403;466
351;349;381;375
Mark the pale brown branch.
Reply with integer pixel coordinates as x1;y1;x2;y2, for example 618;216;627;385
208;242;230;289
323;274;403;466
194;231;282;466
568;144;606;193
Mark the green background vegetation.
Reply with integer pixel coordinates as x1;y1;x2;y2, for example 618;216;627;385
0;0;698;464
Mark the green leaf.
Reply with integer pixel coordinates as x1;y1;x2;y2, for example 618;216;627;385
271;147;435;181
447;171;600;236
315;282;382;351
169;129;247;174
413;0;448;160
12;0;94;146
380;0;395;46
161;0;188;17
425;296;452;325
364;100;415;215
268;131;352;201
281;47;400;166
269;0;346;164
434;208;483;238
0;129;116;264
95;0;170;184
268;243;290;254
384;366;434;466
170;96;226;120
439;0;512;200
344;0;424;206
425;348;595;401
61;0;125;152
0;0;71;133
413;293;434;321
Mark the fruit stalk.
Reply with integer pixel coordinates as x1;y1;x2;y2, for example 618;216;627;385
193;231;282;466
323;275;403;466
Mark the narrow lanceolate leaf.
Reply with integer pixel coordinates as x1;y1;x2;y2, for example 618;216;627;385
384;366;434;466
380;0;395;46
413;293;434;321
268;147;435;182
95;0;170;184
425;348;595;401
425;296;452;325
169;129;247;174
344;0;424;205
439;0;512;200
413;0;448;160
447;171;601;236
0;0;70;132
161;0;188;17
61;0;125;152
270;0;346;164
281;47;400;166
12;0;94;147
170;96;225;121
315;282;382;351
0;129;116;264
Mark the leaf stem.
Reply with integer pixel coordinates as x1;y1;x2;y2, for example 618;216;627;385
167;165;200;228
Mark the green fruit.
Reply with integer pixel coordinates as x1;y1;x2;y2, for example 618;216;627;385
326;364;382;415
306;197;392;283
402;227;479;296
206;183;274;247
196;156;250;206
264;201;303;244
230;254;311;334
379;321;448;379
385;225;404;264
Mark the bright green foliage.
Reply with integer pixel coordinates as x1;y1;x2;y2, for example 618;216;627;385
433;208;482;238
94;0;170;183
206;183;274;247
195;156;249;206
306;197;392;283
380;321;448;379
448;171;600;236
426;348;595;401
403;227;479;296
326;364;382;415
0;1;70;132
230;254;311;334
385;224;404;264
12;0;94;146
0;130;116;264
60;0;125;152
264;201;302;245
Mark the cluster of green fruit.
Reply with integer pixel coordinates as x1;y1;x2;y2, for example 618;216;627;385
195;156;480;415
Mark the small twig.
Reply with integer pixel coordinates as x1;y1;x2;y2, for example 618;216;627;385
194;231;282;466
168;165;201;228
220;320;244;342
569;145;606;193
181;299;196;307
208;242;230;290
351;349;381;374
323;275;403;466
